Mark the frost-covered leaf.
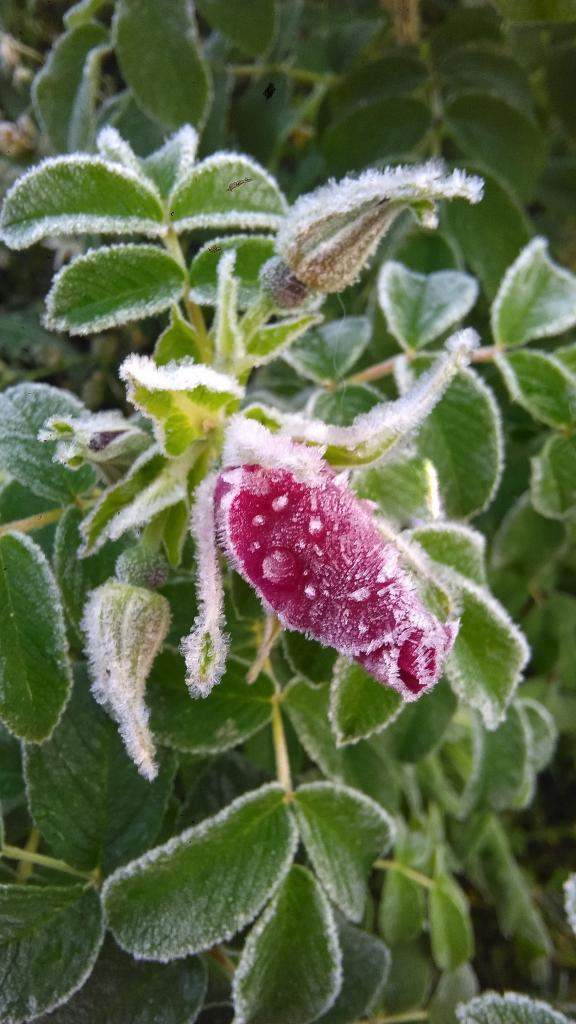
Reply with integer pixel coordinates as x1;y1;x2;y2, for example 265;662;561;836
402;359;503;518
154;306;202;366
410;523;487;584
478;702;534;810
80;446;190;555
41;409;150;482
0;884;104;1024
189;235;276;309
284;318;372;385
103;784;298;960
120;354;243;457
355;456;442;525
45;245;186;336
24;668;176;873
445;575;529;729
246;312;323;368
148;648;273;754
0;156;165;250
32;22;108;152
65;0;109;29
315;917;389;1024
0;383;94;503
82;581;171;780
496;350;576;428
329;659;402;746
387;679;457;763
564;875;576;934
0;533;72;742
492;238;576;347
169;154;287;233
213;251;243;371
196;0;277;56
33;936;207;1024
142;125;199;197
232;865;342;1024
430;873;474;971
293;781;394;922
429;965;479;1024
113;0;211;131
309;385;380;427
531;434;576;521
277;162;483;294
378;829;429;946
520;698;557;772
491;493;566;579
378;261;478;351
457;992;573;1024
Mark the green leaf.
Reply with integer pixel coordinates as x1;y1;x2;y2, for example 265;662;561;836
190;235;276;309
378;262;478;351
442;170;531;300
283;632;337;687
387;680;458;763
457;992;572;1024
478;702;533;810
531;434;576;521
410;523;486;584
24;668;176;873
0;533;72;742
0;156;165;250
169;154;286;234
445;94;545;200
322;98;431;177
430;874;474;971
284;318;372;385
354;456;441;526
520;697;557;772
32;22;109;152
148;649;274;754
378;941;433;1017
409;362;503;518
378;835;428;947
45;244;186;336
439;44;534;118
113;0;211;131
0;723;24;807
53;508;129;642
310;385;380;426
64;0;110;28
315;917;389;1024
246;313;323;367
492;238;576;347
140;125;199;197
293;781;394;922
154;306;202;366
120;355;242;457
329;659;402;746
496;350;576;429
494;0;576;20
0;383;95;503
232;865;341;1024
429;965;479;1024
197;0;277;56
491;493;566;580
32;935;207;1024
103;784;298;960
0;884;104;1023
445;575;529;729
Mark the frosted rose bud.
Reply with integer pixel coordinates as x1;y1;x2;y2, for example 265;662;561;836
214;462;458;701
276;162;483;293
259;256;313;310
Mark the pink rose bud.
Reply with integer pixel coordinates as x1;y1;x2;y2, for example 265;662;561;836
214;461;458;701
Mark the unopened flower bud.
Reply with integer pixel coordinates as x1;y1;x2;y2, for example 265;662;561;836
259;256;312;310
82;581;171;780
116;546;169;590
39;410;150;482
277;162;483;294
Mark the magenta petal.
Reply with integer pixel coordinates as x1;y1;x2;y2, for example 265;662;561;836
215;463;458;700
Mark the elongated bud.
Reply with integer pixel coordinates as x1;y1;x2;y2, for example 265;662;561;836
115;545;169;590
277;162;483;293
259;256;314;310
39;410;150;482
82;581;171;780
215;436;458;702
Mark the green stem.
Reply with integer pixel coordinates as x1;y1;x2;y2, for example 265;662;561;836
271;696;293;799
367;1012;428;1024
163;228;212;363
2;844;96;883
347;345;500;386
231;63;340;87
373;858;435;891
0;507;65;538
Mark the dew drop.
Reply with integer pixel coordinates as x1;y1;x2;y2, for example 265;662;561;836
309;517;323;534
304;584;317;599
252;514;265;526
350;587;370;602
272;494;288;511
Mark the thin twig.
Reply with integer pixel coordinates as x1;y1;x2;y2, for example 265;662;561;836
2;844;97;883
0;507;65;538
373;858;435;891
271;695;293;799
231;63;340;87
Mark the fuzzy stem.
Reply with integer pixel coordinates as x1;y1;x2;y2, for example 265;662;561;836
2;844;97;883
373;858;435;891
0;507;65;538
271;696;293;799
231;63;340;87
208;945;236;977
247;615;282;684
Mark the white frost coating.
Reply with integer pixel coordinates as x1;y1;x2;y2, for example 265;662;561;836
564;875;576;935
213;249;243;370
223;415;327;482
82;582;171;781
144;125;199;194
329;656;404;747
181;474;229;698
491;237;576;346
120;353;244;398
0;154;166;249
245;312;324;369
169;151;288;232
378;261;479;350
456;990;573;1024
232;866;343;1024
96;126;144;178
102;783;300;963
263;331;479;460
38;409;149;470
409;520;487;583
